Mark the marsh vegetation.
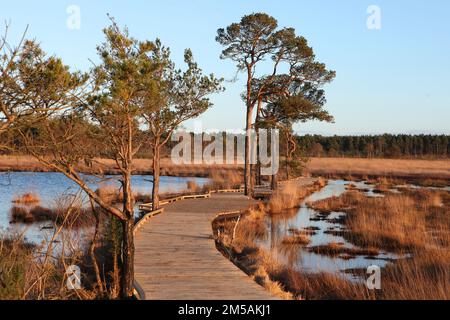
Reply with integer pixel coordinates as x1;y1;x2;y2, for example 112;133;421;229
214;178;449;300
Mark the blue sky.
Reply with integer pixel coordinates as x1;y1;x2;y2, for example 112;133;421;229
2;0;449;135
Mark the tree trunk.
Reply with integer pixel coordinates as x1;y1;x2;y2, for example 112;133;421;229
244;64;254;197
152;144;161;210
121;167;135;299
120;218;134;299
271;173;277;190
255;99;263;186
255;132;261;186
244;105;253;196
111;235;120;298
88;198;104;296
285;132;290;180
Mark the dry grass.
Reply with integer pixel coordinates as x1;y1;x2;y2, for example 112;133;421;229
282;234;311;246
288;227;318;236
10;202;103;229
206;169;243;190
186;180;200;192
0;232;99;300
306;157;450;180
267;178;326;214
378;249;450;299
12;193;40;204
309;189;450;252
10;206;30;222
213;205;374;299
0;155;243;177
95;186;153;205
0;235;36;299
2;202;127;300
308;242;379;257
95;185;119;204
214;210;295;300
215;182;450;300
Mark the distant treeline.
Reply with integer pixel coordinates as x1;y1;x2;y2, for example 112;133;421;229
4;130;449;159
296;134;450;158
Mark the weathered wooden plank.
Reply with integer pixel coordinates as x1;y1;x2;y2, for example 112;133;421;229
134;193;278;300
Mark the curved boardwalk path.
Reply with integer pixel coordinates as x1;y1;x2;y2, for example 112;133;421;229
134;193;278;300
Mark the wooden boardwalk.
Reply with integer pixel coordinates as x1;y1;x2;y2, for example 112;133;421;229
134;193;278;300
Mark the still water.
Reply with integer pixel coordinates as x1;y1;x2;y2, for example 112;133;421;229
258;180;403;281
0;172;209;244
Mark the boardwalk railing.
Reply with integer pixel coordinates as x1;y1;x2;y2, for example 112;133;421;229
134;208;164;234
132;187;244;299
132;177;314;299
138;188;245;212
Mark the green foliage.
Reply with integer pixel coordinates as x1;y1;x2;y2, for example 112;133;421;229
216;13;278;69
297;134;450;158
142;41;224;140
217;13;336;183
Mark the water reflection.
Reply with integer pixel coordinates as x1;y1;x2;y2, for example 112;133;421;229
0;172;209;244
258;180;403;281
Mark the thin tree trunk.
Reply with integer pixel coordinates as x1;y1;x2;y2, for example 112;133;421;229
152;143;161;210
88;198;104;296
271;128;278;190
120;164;135;299
288;133;297;177
271;173;277;190
244;106;254;196
255;98;263;186
244;65;254;196
285;132;290;180
120;218;134;299
111;216;120;299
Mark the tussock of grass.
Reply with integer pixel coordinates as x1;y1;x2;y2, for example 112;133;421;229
10;206;29;222
282;234;311;246
10;203;104;229
207;169;243;190
12;193;40;204
267;178;326;214
186;180;200;192
308;242;379;257
288;227;317;236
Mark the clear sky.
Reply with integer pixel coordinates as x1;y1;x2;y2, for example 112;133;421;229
1;0;449;135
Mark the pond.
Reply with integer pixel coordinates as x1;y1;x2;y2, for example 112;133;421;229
0;172;210;245
258;180;406;282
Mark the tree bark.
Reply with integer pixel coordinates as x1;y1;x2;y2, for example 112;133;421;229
88;198;104;296
121;164;135;299
255;98;263;186
271;173;277;190
151;144;161;210
285;131;290;180
244;106;253;196
244;64;254;196
120;217;135;299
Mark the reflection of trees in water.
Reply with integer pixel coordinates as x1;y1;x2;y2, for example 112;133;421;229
268;208;302;267
269;208;299;248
